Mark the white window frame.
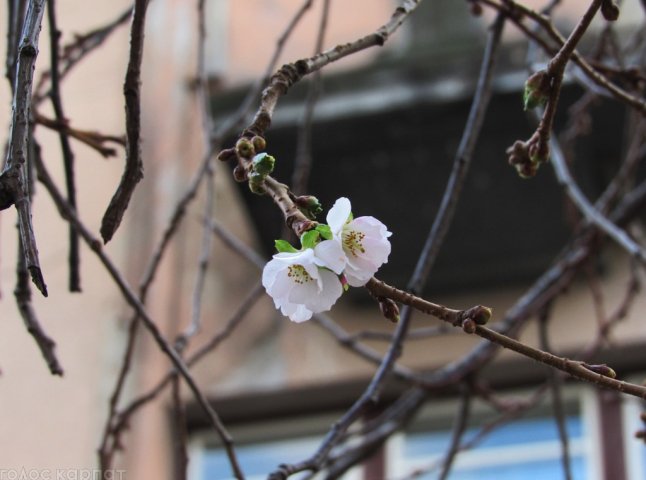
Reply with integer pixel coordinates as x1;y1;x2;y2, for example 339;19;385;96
621;378;646;479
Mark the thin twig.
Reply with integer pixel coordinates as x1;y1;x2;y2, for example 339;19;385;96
549;127;646;265
99;1;317;466
33;6;133;103
420;175;646;389
111;283;264;440
34;113;124;158
100;0;149;243
267;10;503;479
14;243;62;375
478;0;646;113
438;382;473;480
46;0;80;292
5;0;28;88
291;0;331;195
34;157;245;480
232;0;423;143
176;0;218;350
212;0;316;138
171;378;189;480
409;12;505;293
538;306;572;480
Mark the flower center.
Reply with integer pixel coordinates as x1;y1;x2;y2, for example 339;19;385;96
287;264;313;284
343;230;366;257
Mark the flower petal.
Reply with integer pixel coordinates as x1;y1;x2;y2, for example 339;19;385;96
339;215;392;284
281;302;313;323
308;268;343;312
288;275;320;304
344;270;370;287
326;197;352;234
314;240;347;274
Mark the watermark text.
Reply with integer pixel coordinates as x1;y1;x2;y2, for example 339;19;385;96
0;469;126;480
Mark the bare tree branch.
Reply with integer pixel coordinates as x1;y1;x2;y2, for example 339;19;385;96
100;0;148;243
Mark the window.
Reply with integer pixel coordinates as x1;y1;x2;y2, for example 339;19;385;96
188;385;646;480
190;435;323;480
387;387;603;480
188;413;363;480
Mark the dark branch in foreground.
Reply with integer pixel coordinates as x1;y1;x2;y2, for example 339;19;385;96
100;0;149;243
1;0;48;296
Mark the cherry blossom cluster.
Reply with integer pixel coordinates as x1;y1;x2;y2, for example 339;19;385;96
262;197;392;322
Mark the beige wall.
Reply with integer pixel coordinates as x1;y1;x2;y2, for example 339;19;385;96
0;0;133;474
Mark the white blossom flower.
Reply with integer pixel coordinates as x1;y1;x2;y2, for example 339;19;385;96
325;197;392;287
262;247;343;322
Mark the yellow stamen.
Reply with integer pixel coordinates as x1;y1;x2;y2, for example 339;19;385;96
343;230;366;257
287;264;313;284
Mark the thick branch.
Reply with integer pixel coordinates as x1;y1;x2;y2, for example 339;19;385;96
2;0;48;296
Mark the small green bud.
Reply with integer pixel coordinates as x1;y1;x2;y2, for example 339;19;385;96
248;171;265;195
252;152;275;176
523;70;550;110
252;136;267;152
236;138;254;158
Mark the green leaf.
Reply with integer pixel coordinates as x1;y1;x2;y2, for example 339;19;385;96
315;224;333;240
275;239;298;253
300;230;320;249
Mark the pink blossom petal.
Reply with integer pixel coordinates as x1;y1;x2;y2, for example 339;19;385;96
281;303;313;323
302;269;343;312
314;240;347;274
326;197;352;234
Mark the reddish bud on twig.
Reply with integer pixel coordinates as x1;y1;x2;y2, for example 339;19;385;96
216;148;237;162
233;164;247;182
462;318;477;334
291;219;317;236
582;362;617;379
378;296;400;323
252;135;267;152
294;195;323;219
